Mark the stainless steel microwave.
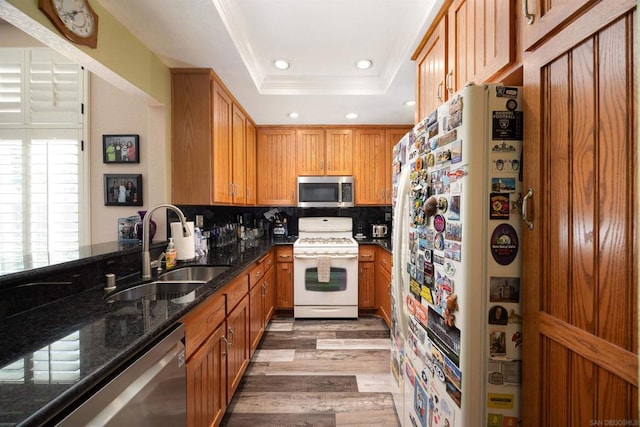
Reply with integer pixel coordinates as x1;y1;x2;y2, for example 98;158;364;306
297;176;354;208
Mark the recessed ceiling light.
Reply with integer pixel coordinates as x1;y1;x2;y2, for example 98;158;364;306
273;58;290;70
345;113;359;119
356;59;373;70
288;112;299;119
404;100;416;107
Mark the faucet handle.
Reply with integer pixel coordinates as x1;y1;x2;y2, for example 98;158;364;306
151;252;166;273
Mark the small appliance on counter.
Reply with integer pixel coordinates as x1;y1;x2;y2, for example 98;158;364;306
271;216;288;239
370;223;389;239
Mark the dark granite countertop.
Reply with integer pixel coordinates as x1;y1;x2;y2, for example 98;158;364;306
0;235;390;426
0;239;275;426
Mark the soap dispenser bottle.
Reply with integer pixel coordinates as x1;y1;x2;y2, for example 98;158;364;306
165;237;177;269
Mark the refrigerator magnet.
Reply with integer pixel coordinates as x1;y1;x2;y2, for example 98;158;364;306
488;305;508;325
489;193;510;219
490;224;519;265
433;214;446;232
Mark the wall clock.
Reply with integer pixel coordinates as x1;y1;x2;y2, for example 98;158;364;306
38;0;99;48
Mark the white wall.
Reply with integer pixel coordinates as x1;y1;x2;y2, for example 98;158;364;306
89;74;168;244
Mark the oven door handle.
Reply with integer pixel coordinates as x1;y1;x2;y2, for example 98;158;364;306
293;254;358;259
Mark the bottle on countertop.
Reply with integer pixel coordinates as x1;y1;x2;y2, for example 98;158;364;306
165;237;177;269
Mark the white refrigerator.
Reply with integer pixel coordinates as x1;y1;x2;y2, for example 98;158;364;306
391;84;523;427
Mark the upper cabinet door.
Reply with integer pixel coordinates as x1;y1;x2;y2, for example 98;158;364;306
212;81;233;204
256;129;297;205
521;0;598;50
231;104;247;204
296;129;325;175
245;121;257;205
415;17;447;121
325;129;353;176
447;0;514;93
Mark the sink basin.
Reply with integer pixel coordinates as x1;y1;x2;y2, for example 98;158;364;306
158;265;230;282
106;281;206;302
106;266;230;302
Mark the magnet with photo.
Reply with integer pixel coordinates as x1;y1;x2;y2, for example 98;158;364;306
488;305;508;325
448;195;461;220
489;277;521;303
489;330;507;358
450;140;462;164
491;177;516;192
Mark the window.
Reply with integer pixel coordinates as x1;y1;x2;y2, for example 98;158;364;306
0;48;87;274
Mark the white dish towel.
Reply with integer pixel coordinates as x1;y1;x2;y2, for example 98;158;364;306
317;256;331;283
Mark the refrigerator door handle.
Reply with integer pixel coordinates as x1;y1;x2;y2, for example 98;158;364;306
522;187;534;230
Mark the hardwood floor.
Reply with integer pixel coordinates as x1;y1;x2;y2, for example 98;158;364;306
221;316;400;426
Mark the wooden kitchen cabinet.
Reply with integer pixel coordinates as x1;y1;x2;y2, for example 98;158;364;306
325;128;353;175
358;245;376;309
181;293;226;427
521;1;637;425
446;0;515;95
245;120;257;205
521;0;597;51
385;128;410;204
231;104;247;204
296;128;353;176
296;128;325;175
415;16;447;121
375;248;392;327
249;251;274;356
171;69;255;206
212;80;233;204
186;321;227;427
353;128;387;205
256;128;297;205
226;294;249;404
275;245;294;309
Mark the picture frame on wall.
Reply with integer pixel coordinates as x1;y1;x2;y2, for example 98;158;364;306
105;174;143;206
102;134;140;163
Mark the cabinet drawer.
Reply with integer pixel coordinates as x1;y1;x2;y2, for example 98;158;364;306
275;245;293;262
248;262;264;289
224;272;249;312
261;250;274;271
378;248;392;273
358;246;376;262
181;293;225;359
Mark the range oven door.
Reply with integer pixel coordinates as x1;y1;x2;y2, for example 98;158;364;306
293;253;358;306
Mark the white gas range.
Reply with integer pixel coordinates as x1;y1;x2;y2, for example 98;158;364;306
293;217;359;318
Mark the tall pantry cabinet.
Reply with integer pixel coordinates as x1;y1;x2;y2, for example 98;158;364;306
520;0;637;425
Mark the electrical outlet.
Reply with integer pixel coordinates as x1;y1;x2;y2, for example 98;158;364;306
195;215;204;228
385;212;392;222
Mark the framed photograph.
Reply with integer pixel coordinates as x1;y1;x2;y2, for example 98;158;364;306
103;134;140;163
104;174;143;206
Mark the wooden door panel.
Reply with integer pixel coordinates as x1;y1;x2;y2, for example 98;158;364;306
522;3;637;425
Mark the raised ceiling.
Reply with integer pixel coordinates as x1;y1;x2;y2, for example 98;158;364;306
96;0;444;125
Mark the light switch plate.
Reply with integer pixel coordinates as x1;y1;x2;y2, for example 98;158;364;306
385;212;392;221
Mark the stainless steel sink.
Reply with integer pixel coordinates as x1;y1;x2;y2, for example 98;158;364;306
106;266;230;302
106;281;206;302
158;265;230;282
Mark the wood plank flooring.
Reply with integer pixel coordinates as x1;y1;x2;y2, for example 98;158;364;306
221;316;400;426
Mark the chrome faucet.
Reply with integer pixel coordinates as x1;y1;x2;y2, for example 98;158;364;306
141;204;191;280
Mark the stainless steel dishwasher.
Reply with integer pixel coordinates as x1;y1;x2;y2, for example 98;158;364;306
58;323;186;426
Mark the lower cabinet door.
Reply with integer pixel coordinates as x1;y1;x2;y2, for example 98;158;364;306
186;321;227;427
226;295;250;403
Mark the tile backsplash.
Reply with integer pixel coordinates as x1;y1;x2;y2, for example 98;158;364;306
169;205;392;238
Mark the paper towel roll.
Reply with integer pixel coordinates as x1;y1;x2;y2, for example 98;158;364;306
171;221;195;260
